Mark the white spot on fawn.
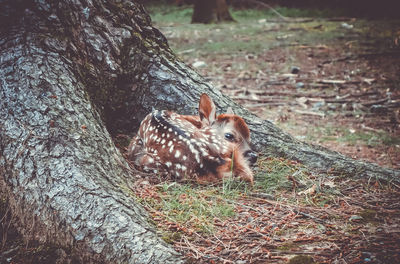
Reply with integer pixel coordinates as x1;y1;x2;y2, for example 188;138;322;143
175;150;181;158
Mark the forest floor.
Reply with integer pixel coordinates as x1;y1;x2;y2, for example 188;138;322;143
137;4;400;264
148;4;400;170
2;4;400;264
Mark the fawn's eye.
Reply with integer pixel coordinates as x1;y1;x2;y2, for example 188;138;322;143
224;133;235;141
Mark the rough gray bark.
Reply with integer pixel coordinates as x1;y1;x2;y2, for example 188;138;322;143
0;0;181;263
0;0;398;263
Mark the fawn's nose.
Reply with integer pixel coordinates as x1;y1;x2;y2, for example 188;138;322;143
244;150;258;165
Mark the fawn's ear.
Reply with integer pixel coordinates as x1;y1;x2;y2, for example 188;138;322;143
199;93;216;126
226;107;235;115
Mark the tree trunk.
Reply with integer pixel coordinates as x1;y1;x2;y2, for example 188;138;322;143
192;0;235;24
0;0;183;263
0;0;399;263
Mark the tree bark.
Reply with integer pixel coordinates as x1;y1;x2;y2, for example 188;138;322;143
0;0;182;263
0;0;399;263
192;0;235;24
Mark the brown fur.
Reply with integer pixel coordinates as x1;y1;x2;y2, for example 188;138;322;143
127;94;255;184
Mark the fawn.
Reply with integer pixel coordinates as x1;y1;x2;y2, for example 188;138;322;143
127;94;257;184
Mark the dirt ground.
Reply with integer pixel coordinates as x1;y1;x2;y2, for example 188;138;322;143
165;18;400;169
142;6;400;263
1;5;400;264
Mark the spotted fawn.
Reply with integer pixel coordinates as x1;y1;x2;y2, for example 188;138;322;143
127;94;257;184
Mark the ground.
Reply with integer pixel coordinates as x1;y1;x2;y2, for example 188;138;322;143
135;4;400;263
148;5;400;169
1;3;400;264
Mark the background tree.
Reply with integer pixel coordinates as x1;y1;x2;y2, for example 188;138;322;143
192;0;235;23
0;0;398;262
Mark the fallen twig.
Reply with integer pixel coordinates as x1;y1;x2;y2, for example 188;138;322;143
294;109;325;117
292;209;325;224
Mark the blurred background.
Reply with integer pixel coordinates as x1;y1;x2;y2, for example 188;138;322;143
141;0;400;169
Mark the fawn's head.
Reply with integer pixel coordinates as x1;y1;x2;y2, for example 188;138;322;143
198;94;258;166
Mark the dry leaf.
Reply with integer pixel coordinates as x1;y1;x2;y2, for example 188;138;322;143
298;184;317;195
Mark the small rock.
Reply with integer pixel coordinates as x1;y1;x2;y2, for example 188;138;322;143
317;224;326;233
349;215;363;221
291;66;300;74
245;53;255;60
271;224;279;230
295;82;305;89
192;61;206;68
341;23;354;29
312;101;325;110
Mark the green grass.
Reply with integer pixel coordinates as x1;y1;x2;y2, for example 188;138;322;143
144;3;353;58
137;181;246;235
310;126;400;146
254;156;314;194
254;156;343;207
342;130;400;146
145;4;347;25
199;40;266;55
234;7;345;20
134;155;344;241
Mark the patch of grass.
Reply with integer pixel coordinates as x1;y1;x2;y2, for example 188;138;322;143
254;156;342;207
336;128;399;146
234;7;345;20
303;125;400;147
144;3;349;57
358;209;379;224
199;40;266;55
137;182;245;236
145;3;348;26
254;156;313;195
277;241;296;251
288;255;316;264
